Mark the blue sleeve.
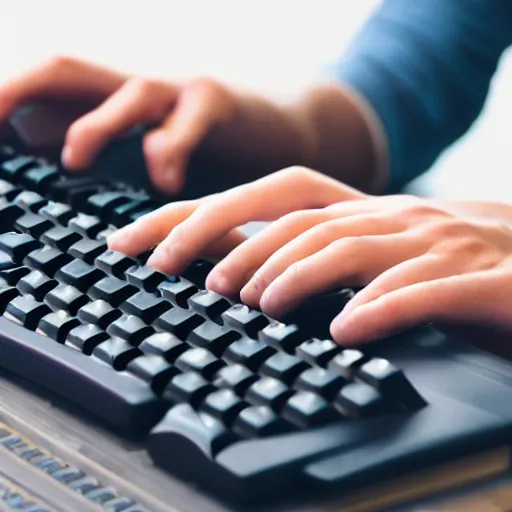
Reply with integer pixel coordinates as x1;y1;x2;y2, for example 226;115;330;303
333;0;512;192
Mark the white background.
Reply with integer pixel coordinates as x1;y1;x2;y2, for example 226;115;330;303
1;0;512;201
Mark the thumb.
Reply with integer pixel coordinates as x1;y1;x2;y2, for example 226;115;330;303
143;78;235;194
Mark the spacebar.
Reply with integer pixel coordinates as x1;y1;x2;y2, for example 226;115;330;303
0;317;167;433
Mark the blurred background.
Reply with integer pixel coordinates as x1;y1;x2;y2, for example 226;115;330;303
1;0;512;200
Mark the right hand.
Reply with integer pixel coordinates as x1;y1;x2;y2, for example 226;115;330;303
0;56;237;193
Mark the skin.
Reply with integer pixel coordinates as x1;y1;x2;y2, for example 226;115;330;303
2;56;512;346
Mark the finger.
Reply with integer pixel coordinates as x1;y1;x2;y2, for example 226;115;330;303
145;167;367;275
63;78;177;169
237;213;402;306
107;200;200;256
330;270;510;345
207;202;390;297
143;78;235;194
0;57;126;121
258;232;428;318
341;253;464;316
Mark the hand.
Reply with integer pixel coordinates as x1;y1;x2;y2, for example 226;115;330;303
0;56;238;193
108;166;512;345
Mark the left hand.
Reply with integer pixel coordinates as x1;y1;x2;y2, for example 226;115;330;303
108;166;512;345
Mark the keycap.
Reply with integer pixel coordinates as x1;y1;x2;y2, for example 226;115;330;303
281;391;338;428
68;213;105;238
224;337;275;371
0;286;20;313
188;290;232;323
24;246;72;277
153;308;204;339
157;277;197;308
149;404;238;463
259;322;306;353
163;372;215;407
106;315;155;346
66;324;109;355
23;165;59;193
121;291;171;324
214;364;259;396
14;190;47;212
39;201;74;225
0;265;30;285
328;349;367;379
187;322;241;356
175;347;225;379
0;317;165;431
95;250;137;279
1;155;37;179
296;338;340;367
182;260;214;288
232;405;291;438
68;238;106;264
334;382;386;418
44;284;89;315
357;358;426;409
89;277;137;306
15;212;53;238
294;367;345;399
0;232;40;261
221;305;270;338
139;332;188;362
125;265;167;292
245;377;295;411
40;226;81;251
38;310;81;343
0;201;24;231
17;270;58;301
87;191;133;217
77;299;122;329
55;259;105;291
127;354;179;394
259;352;309;385
201;389;248;425
93;337;142;370
6;295;51;329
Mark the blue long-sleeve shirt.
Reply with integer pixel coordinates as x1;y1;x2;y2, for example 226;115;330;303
333;0;512;192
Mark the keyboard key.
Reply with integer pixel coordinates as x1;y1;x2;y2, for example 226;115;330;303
0;232;40;262
163;372;215;407
38;310;81;343
0;201;24;231
187;322;241;356
182;260;214;288
125;265;167;292
6;295;51;329
93;338;142;371
89;276;137;307
14;190;48;212
68;213;105;238
259;352;309;385
67;324;109;355
1;155;37;179
0;265;30;286
39;201;74;225
15;212;53;238
95;250;137;279
24;246;72;277
127;354;179;394
282;391;338;428
175;347;225;379
334;382;386;418
23;165;59;193
213;365;259;396
139;332;188;362
17;270;58;301
44;284;89;315
121;291;171;324
77;299;122;329
68;238;106;264
232;405;291;438
106;315;155;346
328;349;367;379
294;367;345;399
221;305;270;339
201;389;247;425
55;259;105;291
149;404;237;461
224;338;275;371
87;191;133;217
0;286;20;313
188;290;232;323
245;377;294;411
296;338;340;367
40;226;81;251
259;322;306;353
153;308;204;340
157;277;197;308
357;358;426;409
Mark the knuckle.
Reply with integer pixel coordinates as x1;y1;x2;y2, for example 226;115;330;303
276;209;322;229
424;218;471;240
399;202;447;221
277;166;319;186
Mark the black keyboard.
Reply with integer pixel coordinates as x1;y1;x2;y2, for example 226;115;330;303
1;126;512;509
